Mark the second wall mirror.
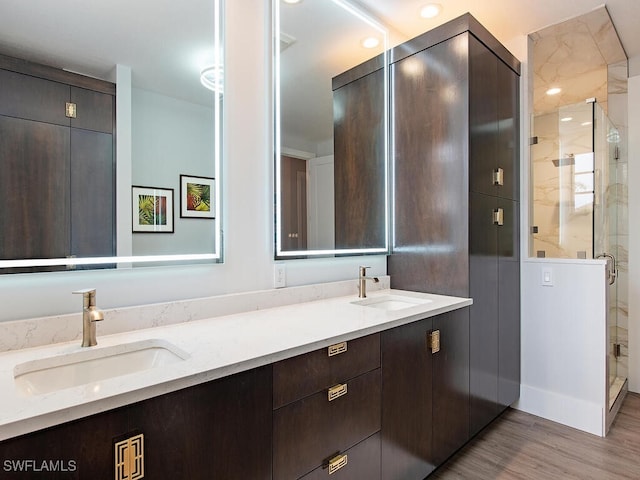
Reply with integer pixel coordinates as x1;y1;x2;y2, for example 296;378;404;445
274;0;389;258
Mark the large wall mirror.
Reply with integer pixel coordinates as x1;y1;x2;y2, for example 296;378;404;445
275;0;389;258
0;0;223;272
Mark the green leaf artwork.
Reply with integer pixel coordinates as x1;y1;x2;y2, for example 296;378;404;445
138;194;167;225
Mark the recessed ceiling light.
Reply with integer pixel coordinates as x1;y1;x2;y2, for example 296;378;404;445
546;87;562;95
420;3;442;19
282;0;302;4
560;117;573;122
361;36;380;49
581;121;592;126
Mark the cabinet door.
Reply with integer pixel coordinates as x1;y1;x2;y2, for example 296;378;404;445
469;36;519;201
70;87;114;134
432;309;470;465
497;60;519;201
129;366;272;480
0;407;128;479
333;68;385;249
469;36;498;198
70;128;115;261
469;192;499;435
0;69;70;126
0;115;70;271
381;318;434;479
498;198;520;409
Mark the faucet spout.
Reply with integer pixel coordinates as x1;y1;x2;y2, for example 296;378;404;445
73;288;104;347
358;266;379;298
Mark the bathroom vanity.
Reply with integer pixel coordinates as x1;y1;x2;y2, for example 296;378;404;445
0;289;473;479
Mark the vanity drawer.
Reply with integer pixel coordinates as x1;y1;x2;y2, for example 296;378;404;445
273;368;381;480
273;333;380;409
299;433;380;480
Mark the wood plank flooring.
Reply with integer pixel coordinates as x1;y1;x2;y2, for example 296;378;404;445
432;392;640;479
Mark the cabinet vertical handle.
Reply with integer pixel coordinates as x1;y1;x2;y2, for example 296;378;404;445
493;208;504;226
328;453;348;474
427;330;440;354
493;167;504;186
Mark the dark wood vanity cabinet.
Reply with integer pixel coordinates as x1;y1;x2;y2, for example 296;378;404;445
273;334;381;479
0;55;116;273
381;308;470;479
0;367;272;480
387;13;521;441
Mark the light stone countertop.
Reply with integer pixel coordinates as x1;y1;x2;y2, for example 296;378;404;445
0;289;471;441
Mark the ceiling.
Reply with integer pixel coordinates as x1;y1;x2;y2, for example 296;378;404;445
360;0;640;59
0;0;638;136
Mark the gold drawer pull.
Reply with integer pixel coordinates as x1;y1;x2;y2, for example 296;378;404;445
328;453;348;475
493;167;504;186
328;341;347;357
427;330;440;354
328;383;348;402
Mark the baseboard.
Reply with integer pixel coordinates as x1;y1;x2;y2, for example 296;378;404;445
513;384;605;436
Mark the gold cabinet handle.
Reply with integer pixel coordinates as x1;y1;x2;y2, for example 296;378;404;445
493;208;504;226
328;453;348;475
493;167;504;186
328;383;348;402
427;330;440;354
328;341;347;357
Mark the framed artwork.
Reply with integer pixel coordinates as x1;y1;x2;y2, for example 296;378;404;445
132;186;174;233
180;175;215;219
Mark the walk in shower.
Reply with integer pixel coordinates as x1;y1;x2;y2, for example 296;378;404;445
530;100;626;411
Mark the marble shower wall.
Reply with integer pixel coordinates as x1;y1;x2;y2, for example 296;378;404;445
530;6;629;380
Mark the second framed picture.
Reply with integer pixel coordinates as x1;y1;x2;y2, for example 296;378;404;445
180;175;215;219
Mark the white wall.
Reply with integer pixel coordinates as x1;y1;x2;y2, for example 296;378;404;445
131;88;216;256
628;72;640;392
0;0;386;323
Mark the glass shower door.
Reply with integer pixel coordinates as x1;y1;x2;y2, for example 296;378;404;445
593;103;623;409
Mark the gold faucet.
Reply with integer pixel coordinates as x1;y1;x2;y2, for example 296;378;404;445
358;266;379;298
73;288;104;347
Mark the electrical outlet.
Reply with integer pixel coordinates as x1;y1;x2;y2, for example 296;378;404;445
274;263;286;288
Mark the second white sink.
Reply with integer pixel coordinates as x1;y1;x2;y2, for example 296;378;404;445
14;339;189;396
352;294;433;311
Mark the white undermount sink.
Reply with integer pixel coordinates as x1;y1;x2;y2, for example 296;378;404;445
13;339;188;396
351;294;433;311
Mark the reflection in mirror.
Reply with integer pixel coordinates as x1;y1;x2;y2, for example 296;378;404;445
275;0;389;258
0;0;223;272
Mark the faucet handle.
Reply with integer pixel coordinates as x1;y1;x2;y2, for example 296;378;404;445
359;266;371;276
73;288;98;308
72;288;96;296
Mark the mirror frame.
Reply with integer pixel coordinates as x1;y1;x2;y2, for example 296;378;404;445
273;0;390;259
0;0;224;271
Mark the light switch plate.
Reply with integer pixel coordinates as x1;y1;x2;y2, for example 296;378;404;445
274;263;286;288
541;267;553;286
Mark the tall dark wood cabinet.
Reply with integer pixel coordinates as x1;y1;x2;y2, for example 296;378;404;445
387;13;521;444
332;58;386;249
0;54;115;272
381;308;469;479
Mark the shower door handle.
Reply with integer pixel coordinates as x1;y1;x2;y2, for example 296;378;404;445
597;253;617;285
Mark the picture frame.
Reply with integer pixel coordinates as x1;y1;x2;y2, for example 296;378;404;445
180;175;215;219
132;186;174;233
